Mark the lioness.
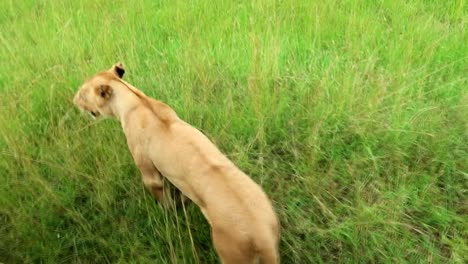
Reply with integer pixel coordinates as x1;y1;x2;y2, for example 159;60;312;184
73;63;280;264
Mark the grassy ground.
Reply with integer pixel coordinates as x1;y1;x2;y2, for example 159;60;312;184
0;0;466;263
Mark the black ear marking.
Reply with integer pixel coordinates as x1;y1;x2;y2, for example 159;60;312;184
114;62;125;78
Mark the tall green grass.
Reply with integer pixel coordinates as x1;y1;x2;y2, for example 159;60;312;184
0;0;466;263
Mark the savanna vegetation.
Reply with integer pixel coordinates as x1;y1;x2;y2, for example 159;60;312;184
0;0;466;263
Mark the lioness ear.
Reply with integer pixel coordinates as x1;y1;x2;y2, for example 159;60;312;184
96;84;113;99
113;62;125;78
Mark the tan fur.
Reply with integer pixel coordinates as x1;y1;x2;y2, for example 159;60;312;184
73;63;280;264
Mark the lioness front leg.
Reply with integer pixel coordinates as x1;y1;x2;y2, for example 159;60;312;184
136;161;169;208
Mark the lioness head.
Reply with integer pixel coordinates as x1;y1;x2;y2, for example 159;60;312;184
73;62;125;118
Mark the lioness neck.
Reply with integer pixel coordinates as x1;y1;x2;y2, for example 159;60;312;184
109;84;142;124
109;81;179;129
